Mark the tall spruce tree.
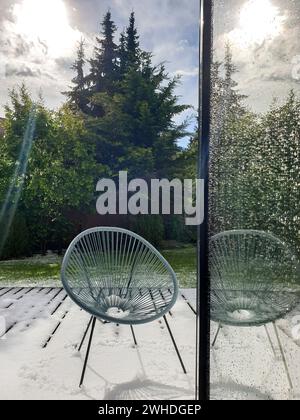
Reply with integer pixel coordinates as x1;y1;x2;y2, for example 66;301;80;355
118;12;141;78
64;40;89;113
223;43;247;118
118;31;127;78
126;12;140;67
66;10;189;179
89;11;118;104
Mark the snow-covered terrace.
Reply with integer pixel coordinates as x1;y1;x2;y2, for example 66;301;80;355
0;287;299;400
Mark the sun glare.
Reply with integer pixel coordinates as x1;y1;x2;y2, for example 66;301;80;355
12;0;80;57
230;0;285;47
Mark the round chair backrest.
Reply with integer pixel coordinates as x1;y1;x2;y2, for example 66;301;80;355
210;230;300;326
61;227;178;324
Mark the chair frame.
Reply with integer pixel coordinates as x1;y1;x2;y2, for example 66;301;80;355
61;227;178;325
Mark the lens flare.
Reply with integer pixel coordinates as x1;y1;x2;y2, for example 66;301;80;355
0;107;37;257
229;0;285;47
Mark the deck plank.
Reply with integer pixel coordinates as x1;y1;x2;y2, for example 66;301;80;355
0;288;67;337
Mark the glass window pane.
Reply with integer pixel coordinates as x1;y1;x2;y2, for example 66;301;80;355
210;0;300;400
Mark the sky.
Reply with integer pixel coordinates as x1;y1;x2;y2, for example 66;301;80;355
0;0;300;146
214;0;300;112
0;0;199;147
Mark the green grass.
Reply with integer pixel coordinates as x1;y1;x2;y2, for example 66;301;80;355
0;254;62;286
162;247;196;288
0;247;197;288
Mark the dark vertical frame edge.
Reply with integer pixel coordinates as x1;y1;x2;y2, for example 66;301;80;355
196;0;213;401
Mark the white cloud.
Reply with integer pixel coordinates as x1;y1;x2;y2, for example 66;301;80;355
0;0;199;123
0;0;94;112
174;68;198;78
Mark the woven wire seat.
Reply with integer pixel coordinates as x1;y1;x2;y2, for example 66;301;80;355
61;227;178;325
210;230;300;327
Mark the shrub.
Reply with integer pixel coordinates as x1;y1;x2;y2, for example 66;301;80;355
1;212;31;260
131;215;164;248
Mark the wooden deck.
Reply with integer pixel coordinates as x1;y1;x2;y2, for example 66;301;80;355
0;287;196;347
0;287;197;400
0;287;299;400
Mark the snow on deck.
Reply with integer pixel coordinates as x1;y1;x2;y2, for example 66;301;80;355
0;288;299;400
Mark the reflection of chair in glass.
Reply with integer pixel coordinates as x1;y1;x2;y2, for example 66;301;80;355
61;227;183;386
210;230;300;390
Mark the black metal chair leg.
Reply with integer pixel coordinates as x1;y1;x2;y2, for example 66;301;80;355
273;322;294;391
79;316;96;388
163;315;187;374
78;316;93;352
130;325;138;346
212;323;222;348
264;324;276;357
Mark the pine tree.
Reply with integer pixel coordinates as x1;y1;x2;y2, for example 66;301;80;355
89;11;118;97
64;40;89;113
118;12;141;78
223;43;247;118
118;31;127;77
113;59;189;177
126;12;140;67
67;10;190;180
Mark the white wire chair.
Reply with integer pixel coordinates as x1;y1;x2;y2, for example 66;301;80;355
61;227;183;386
